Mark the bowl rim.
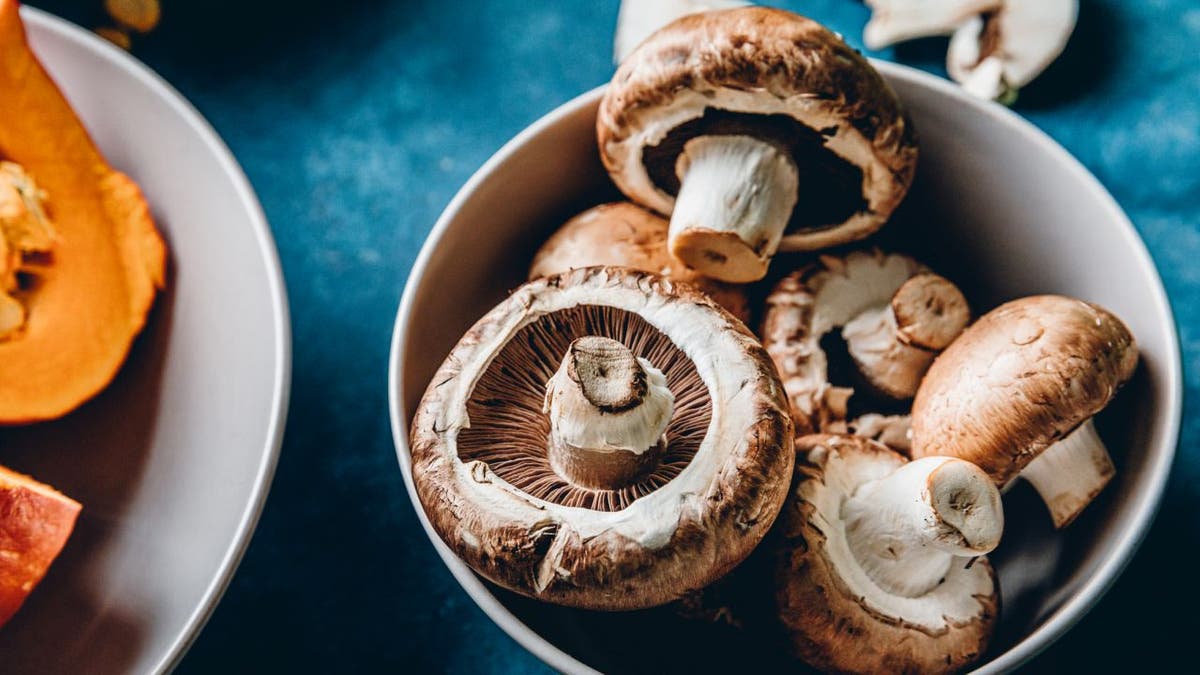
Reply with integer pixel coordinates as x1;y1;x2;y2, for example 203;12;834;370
22;7;293;673
388;63;1182;675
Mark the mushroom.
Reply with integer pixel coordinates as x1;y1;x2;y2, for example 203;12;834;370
760;250;969;435
613;0;749;64
409;266;794;609
863;0;998;50
529;202;750;322
598;7;918;283
775;434;1001;673
847;412;912;453
947;1;1078;102
911;295;1137;528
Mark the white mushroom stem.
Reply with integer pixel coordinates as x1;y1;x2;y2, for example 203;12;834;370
668;135;799;283
842;273;970;399
1018;418;1115;528
544;336;675;489
842;456;1003;597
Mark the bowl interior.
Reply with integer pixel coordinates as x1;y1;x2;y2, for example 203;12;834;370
393;67;1180;673
0;10;288;674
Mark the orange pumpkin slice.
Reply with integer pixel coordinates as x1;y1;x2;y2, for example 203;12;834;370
0;0;167;424
0;465;81;628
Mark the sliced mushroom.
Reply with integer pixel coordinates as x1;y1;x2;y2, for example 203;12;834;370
863;0;999;50
613;0;749;64
776;434;1001;673
598;8;918;282
947;1;1078;101
410;266;794;609
529;202;750;322
761;250;969;435
912;295;1137;528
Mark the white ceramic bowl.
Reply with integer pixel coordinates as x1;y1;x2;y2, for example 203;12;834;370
0;8;289;674
389;66;1182;673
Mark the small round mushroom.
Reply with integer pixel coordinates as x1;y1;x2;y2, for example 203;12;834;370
598;7;918;282
410;266;794;609
775;434;1001;674
947;1;1078;102
760;250;969;434
529;202;750;322
912;295;1138;528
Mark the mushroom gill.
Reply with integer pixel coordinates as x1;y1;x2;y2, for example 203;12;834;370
458;304;712;511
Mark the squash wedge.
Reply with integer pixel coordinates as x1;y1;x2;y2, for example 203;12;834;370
0;464;80;628
0;0;166;424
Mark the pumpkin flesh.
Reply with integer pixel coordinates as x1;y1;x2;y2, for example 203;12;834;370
0;0;166;424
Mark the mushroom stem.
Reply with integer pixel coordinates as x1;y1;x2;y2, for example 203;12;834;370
843;272;970;399
668;135;799;283
842;456;1003;597
1018;418;1115;528
544;336;675;490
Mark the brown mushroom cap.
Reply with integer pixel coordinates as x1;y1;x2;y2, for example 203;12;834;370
529;202;750;322
598;7;918;252
410;266;794;610
911;295;1138;485
775;434;998;674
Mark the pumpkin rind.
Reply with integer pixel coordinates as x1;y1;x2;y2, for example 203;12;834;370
0;464;81;628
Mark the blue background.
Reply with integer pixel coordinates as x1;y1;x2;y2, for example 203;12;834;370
27;0;1199;671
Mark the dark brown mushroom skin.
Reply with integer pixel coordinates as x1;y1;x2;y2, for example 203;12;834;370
598;7;918;238
911;295;1138;484
529;202;751;322
775;435;999;674
410;267;794;610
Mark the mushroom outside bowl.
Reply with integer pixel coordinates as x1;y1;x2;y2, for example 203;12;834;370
389;65;1181;673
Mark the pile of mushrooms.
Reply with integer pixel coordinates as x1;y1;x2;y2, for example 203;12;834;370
410;6;1140;673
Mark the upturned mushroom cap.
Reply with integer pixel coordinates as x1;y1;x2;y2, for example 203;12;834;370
598;7;918;265
760;250;969;434
529;202;750;322
410;266;794;610
912;295;1137;483
775;435;999;674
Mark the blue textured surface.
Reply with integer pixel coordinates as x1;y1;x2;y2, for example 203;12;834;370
26;0;1199;672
